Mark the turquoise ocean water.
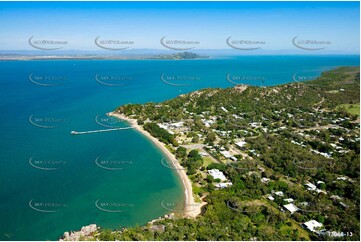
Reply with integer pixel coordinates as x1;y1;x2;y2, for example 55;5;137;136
0;55;359;240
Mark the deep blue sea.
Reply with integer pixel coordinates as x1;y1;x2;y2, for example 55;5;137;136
0;55;359;240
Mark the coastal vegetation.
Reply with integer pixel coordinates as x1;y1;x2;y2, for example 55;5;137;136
95;66;359;241
143;122;178;146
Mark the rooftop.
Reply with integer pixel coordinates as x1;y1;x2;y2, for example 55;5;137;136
283;203;299;213
303;220;323;232
208;169;227;181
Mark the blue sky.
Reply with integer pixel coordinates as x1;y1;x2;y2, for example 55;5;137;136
0;1;359;53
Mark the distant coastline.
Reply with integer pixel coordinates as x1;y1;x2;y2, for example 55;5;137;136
0;51;208;61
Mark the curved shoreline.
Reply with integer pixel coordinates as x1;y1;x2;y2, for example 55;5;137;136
108;111;202;218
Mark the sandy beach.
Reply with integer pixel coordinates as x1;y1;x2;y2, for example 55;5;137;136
108;111;203;218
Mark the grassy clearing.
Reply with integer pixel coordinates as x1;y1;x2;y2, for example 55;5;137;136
202;156;214;167
336;103;360;116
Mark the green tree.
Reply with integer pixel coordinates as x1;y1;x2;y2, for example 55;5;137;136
176;146;187;159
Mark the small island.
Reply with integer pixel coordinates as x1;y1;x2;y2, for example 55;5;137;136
157;52;205;60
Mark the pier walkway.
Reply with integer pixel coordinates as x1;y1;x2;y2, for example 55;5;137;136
71;127;134;135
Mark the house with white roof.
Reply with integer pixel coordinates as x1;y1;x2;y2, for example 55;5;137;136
169;122;184;128
208;169;227;181
220;150;232;159
298;201;308;207
283;203;299;214
303;220;323;232
305;182;317;191
275;191;284;196
235;141;247;149
208;169;233;188
250;122;261;128
202;119;215;127
215;182;233;189
221;107;228;113
316;189;327;195
337;176;348;181
283;198;294;203
330;195;342;200
230;156;237;162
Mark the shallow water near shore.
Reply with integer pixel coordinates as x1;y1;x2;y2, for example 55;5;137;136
0;55;359;240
